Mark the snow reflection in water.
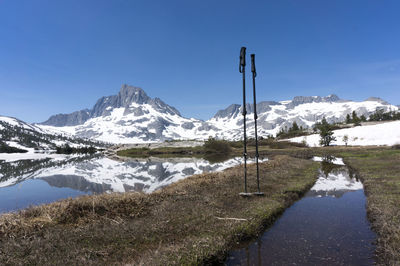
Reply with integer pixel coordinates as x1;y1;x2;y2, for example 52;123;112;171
226;156;376;265
0;154;266;213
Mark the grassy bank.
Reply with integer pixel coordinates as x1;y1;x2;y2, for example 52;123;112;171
117;146;205;157
338;148;400;265
116;139;308;160
0;155;319;265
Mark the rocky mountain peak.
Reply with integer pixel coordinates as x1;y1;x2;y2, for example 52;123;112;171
213;101;281;119
90;85;151;117
286;94;342;109
118;85;150;105
149;97;181;116
213;104;241;119
365;97;389;105
41;85;181;127
41;109;91;127
324;94;341;102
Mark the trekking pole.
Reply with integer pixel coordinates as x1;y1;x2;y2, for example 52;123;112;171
239;47;251;196
251;54;264;196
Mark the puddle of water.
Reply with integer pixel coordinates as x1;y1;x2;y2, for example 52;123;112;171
226;158;376;265
0;154;266;213
312;156;345;165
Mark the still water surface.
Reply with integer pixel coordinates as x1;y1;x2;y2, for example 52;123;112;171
0;153;257;213
226;157;376;265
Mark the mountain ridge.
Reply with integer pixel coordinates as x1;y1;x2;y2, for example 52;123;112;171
41;86;390;127
35;84;399;144
41;85;181;127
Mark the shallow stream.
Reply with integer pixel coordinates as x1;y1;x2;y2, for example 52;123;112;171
226;156;376;265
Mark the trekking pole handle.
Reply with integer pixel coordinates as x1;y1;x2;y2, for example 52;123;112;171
239;47;246;73
251;54;256;77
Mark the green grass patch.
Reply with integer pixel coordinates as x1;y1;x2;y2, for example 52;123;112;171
339;149;400;265
117;139;308;159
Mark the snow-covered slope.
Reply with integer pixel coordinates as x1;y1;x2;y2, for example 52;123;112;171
0;115;103;152
289;121;400;147
208;95;398;140
40;103;218;143
38;85;399;144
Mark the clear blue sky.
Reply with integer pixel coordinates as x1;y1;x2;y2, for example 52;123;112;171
1;0;400;123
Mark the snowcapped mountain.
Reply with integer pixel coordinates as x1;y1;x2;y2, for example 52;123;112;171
0;115;103;152
39;85;219;143
37;84;399;144
209;95;399;140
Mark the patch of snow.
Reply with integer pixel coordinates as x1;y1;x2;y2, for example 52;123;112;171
0;152;73;163
5;141;34;152
290;121;400;147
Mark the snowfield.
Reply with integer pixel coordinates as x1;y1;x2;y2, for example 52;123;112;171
290;121;400;147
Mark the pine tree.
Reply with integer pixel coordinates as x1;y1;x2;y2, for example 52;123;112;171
291;121;299;132
352;111;359;122
318;117;336;146
346;114;351;124
352;111;361;126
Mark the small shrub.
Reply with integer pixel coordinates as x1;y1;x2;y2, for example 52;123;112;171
342;135;349;146
203;138;232;154
301;137;307;147
227;140;242;149
269;141;307;149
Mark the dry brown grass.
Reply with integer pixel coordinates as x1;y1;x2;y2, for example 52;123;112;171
341;149;400;265
0;155;319;265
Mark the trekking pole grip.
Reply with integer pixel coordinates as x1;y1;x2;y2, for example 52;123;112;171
251;54;256;77
239;47;246;73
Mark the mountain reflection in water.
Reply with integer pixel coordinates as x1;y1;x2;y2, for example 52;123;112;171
0;154;265;213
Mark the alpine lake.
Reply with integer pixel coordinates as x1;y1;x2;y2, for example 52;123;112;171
0;151;262;213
